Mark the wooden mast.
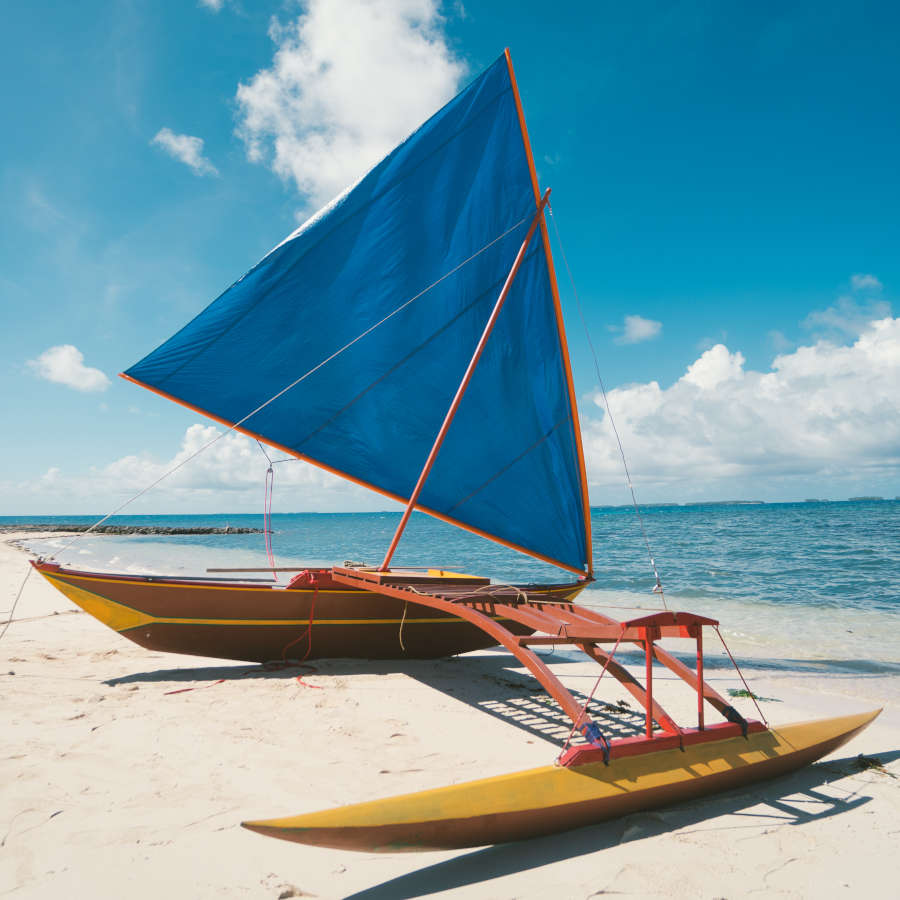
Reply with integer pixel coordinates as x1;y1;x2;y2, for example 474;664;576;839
379;189;552;572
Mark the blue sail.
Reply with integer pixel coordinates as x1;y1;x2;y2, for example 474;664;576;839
125;54;591;575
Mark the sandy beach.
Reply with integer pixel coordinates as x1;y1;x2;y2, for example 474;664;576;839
2;533;898;900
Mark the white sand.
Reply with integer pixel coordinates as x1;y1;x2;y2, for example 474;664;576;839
1;533;898;899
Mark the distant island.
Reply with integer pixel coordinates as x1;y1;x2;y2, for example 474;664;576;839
587;497;898;510
683;500;766;506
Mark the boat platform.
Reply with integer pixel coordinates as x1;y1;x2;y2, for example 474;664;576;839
243;565;882;851
331;565;751;766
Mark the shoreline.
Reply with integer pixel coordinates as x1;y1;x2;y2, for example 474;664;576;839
17;528;900;675
0;525;263;535
2;533;898;899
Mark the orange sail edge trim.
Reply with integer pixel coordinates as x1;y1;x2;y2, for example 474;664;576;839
117;372;591;579
504;48;594;578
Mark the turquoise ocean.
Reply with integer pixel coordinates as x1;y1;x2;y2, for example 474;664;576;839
7;499;899;673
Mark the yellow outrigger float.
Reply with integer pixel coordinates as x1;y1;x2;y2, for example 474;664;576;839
244;711;880;851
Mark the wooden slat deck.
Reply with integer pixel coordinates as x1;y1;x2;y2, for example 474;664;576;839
330;566;747;756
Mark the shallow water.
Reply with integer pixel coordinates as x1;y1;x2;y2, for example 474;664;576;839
8;499;899;670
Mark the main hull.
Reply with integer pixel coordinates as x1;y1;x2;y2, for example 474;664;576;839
31;561;579;663
242;710;880;851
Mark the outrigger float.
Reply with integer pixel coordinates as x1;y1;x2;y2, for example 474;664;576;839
242;567;879;850
34;49;879;849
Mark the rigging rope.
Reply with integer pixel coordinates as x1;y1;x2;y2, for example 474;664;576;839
558;625;626;761
47;217;528;562
256;441;279;581
263;464;276;578
713;625;769;727
548;205;667;608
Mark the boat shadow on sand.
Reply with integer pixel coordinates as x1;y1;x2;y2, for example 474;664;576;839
104;651;900;748
103;648;895;746
102;653;648;745
343;747;900;900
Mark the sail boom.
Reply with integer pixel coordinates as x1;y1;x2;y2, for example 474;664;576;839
119;371;589;577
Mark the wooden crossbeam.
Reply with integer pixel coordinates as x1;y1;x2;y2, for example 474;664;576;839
575;641;681;735
329;566;747;741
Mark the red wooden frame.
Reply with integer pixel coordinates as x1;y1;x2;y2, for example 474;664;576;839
331;566;754;765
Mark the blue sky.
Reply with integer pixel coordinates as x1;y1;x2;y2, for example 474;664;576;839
2;0;898;515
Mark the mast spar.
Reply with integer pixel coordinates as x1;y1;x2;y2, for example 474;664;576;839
380;189;552;571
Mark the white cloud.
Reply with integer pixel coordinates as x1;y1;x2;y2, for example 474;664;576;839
767;329;793;352
851;273;882;292
803;295;892;339
39;467;61;487
612;314;662;345
199;0;224;11
101;424;340;494
584;317;900;498
681;344;744;389
11;425;391;514
151;127;219;176
27;345;110;392
235;0;466;207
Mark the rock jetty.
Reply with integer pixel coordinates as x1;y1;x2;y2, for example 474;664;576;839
0;525;262;535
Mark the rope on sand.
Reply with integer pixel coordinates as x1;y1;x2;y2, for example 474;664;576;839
0;565;33;643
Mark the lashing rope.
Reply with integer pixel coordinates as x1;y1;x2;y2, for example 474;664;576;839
558;625;626;762
164;679;225;696
247;660;322;689
470;582;529;604
280;570;318;664
398;601;408;651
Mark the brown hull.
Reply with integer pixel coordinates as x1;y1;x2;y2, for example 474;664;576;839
31;561;579;663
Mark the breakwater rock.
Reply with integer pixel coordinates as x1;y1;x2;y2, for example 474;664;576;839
1;525;263;535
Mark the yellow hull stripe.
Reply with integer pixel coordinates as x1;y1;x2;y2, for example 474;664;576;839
42;574;154;631
40;572;514;633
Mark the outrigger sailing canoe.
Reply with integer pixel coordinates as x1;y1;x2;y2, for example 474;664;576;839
33;561;577;661
35;50;878;849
